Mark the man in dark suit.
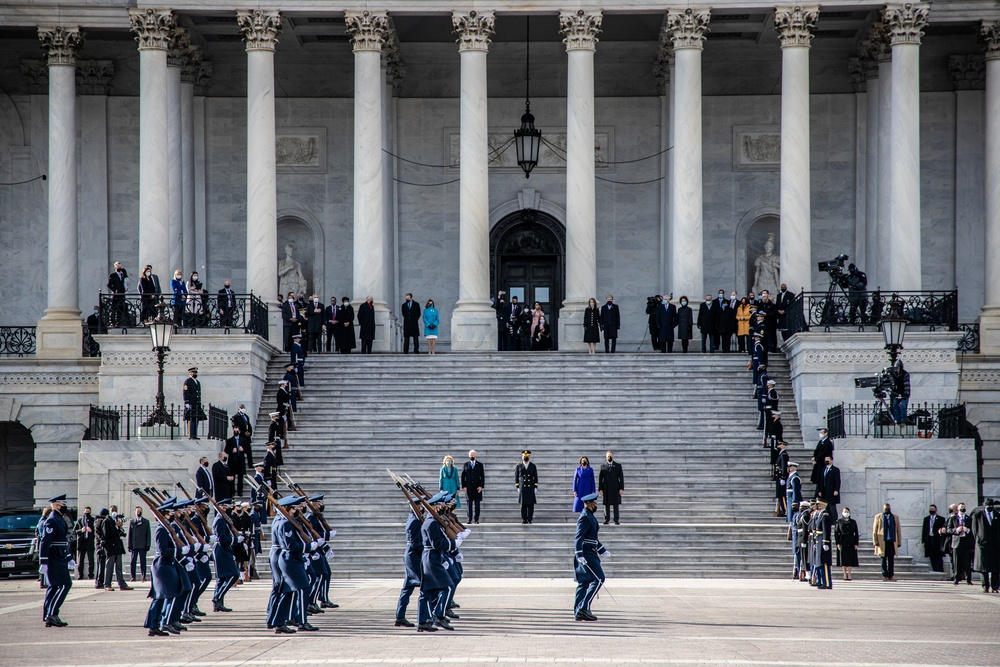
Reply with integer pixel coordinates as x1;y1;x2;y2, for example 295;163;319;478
281;291;299;352
515;450;538;524
811;428;835;497
107;261;128;326
324;296;339;353
600;296;621;353
212;452;234;501
505;297;523;350
461;450;485;524
358;296;376;354
195;457;213;498
598;451;624;524
231;404;253;440
401;293;422;354
947;502;974;585
696;295;714;352
127;506;151;582
709;290;727;352
758;291;779;352
74;507;96;579
922;504;947;573
817;455;841;518
182;367;202;440
224;426;247;497
774;283;794;340
491;291;509;351
971;498;1000;592
656;295;678;353
306;294;324;353
217;280;237;327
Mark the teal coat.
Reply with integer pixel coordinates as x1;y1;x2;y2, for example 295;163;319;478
439;464;460;507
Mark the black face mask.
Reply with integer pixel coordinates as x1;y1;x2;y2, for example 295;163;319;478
929;510;936;515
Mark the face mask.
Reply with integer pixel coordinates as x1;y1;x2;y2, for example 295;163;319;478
680;301;687;306
843;512;850;518
929;510;936;515
470;456;476;461
706;298;712;303
730;294;737;299
192;276;198;281
343;301;350;306
581;462;588;467
446;462;452;468
523;458;529;463
607;457;613;462
718;293;724;298
136;511;142;517
959;508;966;514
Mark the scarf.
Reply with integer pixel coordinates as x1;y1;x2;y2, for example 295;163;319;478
882;512;895;542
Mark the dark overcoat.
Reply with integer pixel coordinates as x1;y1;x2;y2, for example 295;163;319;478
515;461;538;505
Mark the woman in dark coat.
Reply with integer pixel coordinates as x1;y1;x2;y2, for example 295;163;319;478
583;298;601;354
834;506;860;580
676;296;694;352
336;297;356;353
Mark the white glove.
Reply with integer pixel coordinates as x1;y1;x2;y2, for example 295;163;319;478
237;536;244;544
40;564;49;576
455;552;464;562
576;556;586;565
185;561;195;571
181;545;191;555
455;535;465;548
329;530;337;538
822;544;830;552
602;551;612;558
309;541;318;552
185;403;191;409
459;529;472;539
68;559;77;571
325;551;335;561
210;535;219;544
317;537;325;545
442;560;450;570
780;479;786;486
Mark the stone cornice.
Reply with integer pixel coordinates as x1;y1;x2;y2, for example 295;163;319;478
237;9;282;52
76;59;114;95
774;5;819;49
101;351;252;367
559;9;603;52
949;55;985;91
0;372;97;385
983;21;1000;61
128;8;175;51
452;10;495;53
167;26;190;68
346;10;389;53
666;7;710;51
883;2;929;47
38;26;84;67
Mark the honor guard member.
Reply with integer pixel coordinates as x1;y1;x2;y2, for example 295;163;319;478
515;450;539;524
182;367;202;440
574;492;609;621
267;409;285;464
186;498;212;616
789;501;804;579
814;500;833;589
172;500;207;622
436;494;464;622
250;462;267;506
265;499;287;631
211;498;241;612
263;439;280;490
272;495;320;633
167;501;196;629
290;334;305;387
145;498;182;636
785;462;802;524
756;375;772;430
417;493;470;632
281;364;300;414
277;380;295;434
248;502;264;579
305;495;338;613
795;500;812;582
395;504;424;627
39;494;74;627
774;440;789;517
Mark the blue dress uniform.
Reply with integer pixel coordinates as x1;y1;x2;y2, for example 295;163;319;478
290;337;305;386
212;503;240;611
168;513;196;628
39;496;73;626
171;501;204;623
188;503;212;615
438;547;463;620
573;493;607;619
395;511;423;625
272;496;317;632
306;497;334;609
418;507;456;630
785;468;802;523
265;512;286;629
814;504;834;590
145;503;182;635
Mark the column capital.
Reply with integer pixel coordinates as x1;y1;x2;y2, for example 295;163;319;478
128;8;175;51
237;10;282;52
666;7;711;51
983;21;1000;61
38;26;84;66
76;59;114;95
193;61;213;95
383;28;405;87
653;25;674;94
869;22;892;63
847;58;867;93
773;5;819;48
20;59;48;94
882;3;929;47
180;44;203;85
857;39;882;78
167;27;191;68
949;55;985;91
559;10;603;52
452;10;495;53
346;10;389;53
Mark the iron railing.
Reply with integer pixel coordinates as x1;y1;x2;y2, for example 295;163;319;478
0;326;36;356
957;322;980;354
826;402;966;439
786;290;958;333
87;403;228;440
98;292;269;340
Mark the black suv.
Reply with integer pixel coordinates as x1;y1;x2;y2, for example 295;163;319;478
0;509;43;577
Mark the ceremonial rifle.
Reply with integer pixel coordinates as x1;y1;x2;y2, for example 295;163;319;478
402;472;467;533
192;478;240;536
388;470;459;540
280;473;333;532
246;475;314;543
131;488;185;548
175;482;213;536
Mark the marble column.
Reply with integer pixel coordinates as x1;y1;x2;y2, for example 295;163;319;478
166;28;187;275
884;3;929;292
450;11;495;351
775;6;818;294
859;37;881;285
382;31;403;346
36;26;84;358
667;8;710;299
77;59;113;313
237;10;282;342
558;10;602;350
129;9;174;287
980;22;1000;353
346;11;391;350
874;24;893;288
180;43;199;276
654;30;674;292
193;61;212;280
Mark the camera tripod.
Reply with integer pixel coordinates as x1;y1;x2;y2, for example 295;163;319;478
818;278;851;329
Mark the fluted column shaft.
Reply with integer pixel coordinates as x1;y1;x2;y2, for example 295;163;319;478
450;11;496;350
980;22;1000;353
180;52;197;274
560;10;602;345
885;3;928;292
166;30;185;274
876;49;892;284
667;8;710;299
864;70;880;283
775;6;818;293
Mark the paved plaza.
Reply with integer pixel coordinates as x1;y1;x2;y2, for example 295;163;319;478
2;576;998;666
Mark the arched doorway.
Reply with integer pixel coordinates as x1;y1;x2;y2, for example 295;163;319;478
735;209;781;296
490;210;566;350
0;422;34;510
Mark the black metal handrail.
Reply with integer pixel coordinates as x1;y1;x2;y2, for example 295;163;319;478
87;403;228;440
0;326;37;357
957;322;980;354
826;402;966;439
98;291;268;339
788;289;957;332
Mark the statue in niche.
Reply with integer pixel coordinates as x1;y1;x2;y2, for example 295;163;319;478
753;233;781;296
278;243;307;298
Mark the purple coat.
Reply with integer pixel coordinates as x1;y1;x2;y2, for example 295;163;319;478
573;465;596;513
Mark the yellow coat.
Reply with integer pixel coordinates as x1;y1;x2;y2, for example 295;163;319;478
736;304;753;337
872;512;901;557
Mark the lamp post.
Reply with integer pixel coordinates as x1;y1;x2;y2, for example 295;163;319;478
881;294;907;365
142;301;177;427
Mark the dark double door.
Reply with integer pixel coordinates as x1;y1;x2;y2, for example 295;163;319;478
499;257;559;350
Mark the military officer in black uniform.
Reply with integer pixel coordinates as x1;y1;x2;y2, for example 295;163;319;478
573;492;609;621
182;367;202;440
813;499;833;589
515;450;538;524
40;494;74;627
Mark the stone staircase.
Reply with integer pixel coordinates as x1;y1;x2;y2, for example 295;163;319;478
251;351;931;579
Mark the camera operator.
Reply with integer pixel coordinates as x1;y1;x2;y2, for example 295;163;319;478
847;263;868;324
890;360;910;425
646;295;663;351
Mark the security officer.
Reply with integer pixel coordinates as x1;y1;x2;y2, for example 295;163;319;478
515;450;539;524
814;499;833;589
250;462;267;506
182;367;202;440
573;492;610;621
212;498;241;612
395;505;424;627
40;494;75;627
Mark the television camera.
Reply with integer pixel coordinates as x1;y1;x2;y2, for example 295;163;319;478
855;367;894;401
818;254;851;289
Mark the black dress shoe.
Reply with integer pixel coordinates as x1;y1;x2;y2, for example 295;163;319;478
179;614;194;623
148;627;169;637
298;622;319;631
578;610;598;621
185;615;202;622
173;623;188;632
214;603;233;612
448;602;460;609
45;616;66;627
445;609;460;619
395;618;415;627
307;603;324;614
320;601;339;609
191;607;206;616
614;521;620;525
417;622;438;632
274;625;297;634
603;521;609;525
164;625;181;634
435;617;455;631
